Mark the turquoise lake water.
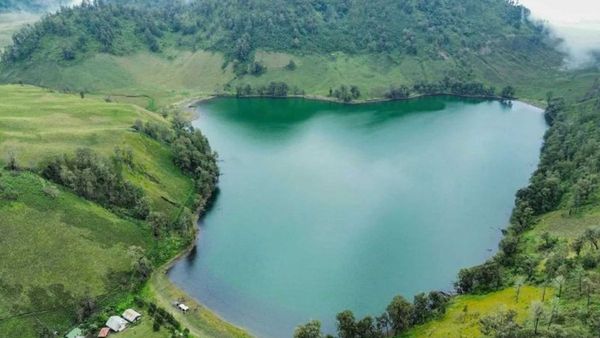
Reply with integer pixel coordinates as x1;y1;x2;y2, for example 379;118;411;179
168;97;546;337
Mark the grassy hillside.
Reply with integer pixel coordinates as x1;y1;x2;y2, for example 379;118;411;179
404;286;554;337
0;85;227;337
0;0;567;105
0;85;193;219
2;47;591;108
0;12;40;52
0;169;150;337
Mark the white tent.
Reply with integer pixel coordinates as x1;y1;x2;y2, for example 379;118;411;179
106;316;128;332
122;308;142;323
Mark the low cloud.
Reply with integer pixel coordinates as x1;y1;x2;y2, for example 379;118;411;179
521;0;600;68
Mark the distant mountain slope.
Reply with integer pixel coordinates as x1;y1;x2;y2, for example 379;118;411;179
0;0;566;104
0;0;72;12
0;0;562;64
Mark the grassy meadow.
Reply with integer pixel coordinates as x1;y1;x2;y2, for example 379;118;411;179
0;169;150;337
3;47;589;108
0;85;194;219
0;85;211;337
404;286;554;337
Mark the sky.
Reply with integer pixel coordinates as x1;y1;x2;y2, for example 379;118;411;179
519;0;600;67
520;0;600;26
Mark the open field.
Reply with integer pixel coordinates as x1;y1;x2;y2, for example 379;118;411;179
142;262;252;338
0;50;235;108
0;85;205;337
0;85;194;219
404;286;554;337
6;48;597;108
0;170;150;337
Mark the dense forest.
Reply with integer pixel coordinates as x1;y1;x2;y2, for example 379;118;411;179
0;0;561;70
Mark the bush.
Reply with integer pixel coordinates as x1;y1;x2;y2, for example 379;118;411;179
582;253;597;270
153;319;161;332
249;61;267;75
385;86;411;99
42;185;60;199
331;85;358;102
455;261;502;294
285;60;297;70
41;148;150;219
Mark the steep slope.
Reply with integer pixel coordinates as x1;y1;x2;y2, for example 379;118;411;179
0;169;150;337
0;85;223;337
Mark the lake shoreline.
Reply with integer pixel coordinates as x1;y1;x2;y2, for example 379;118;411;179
165;95;547;337
187;92;547;111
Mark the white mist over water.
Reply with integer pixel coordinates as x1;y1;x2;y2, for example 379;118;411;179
520;0;600;67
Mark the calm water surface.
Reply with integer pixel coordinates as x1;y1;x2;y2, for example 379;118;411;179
168;97;546;337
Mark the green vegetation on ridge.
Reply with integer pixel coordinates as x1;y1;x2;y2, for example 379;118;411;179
1;0;600;337
0;0;566;105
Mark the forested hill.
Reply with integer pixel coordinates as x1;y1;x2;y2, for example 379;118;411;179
0;0;562;69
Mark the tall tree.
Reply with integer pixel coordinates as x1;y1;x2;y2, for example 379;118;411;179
386;295;413;335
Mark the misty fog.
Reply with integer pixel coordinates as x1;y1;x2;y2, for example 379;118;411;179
521;0;600;68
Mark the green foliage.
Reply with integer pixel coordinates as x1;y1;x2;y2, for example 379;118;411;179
479;308;521;337
387;295;413;335
249;61;267;76
329;85;360;102
41;148;150;219
455;261;503;294
0;0;558;69
413;77;497;97
500;86;516;99
285;59;297;71
385;86;411;100
0;170;151;337
235;81;293;97
411;291;450;325
294;320;323;338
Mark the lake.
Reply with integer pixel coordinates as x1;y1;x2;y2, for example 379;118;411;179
168;96;546;337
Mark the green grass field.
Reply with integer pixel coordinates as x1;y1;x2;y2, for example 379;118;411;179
0;85;194;219
0;170;150;337
140;264;251;338
404;286;554;338
6;47;594;107
0;85;204;337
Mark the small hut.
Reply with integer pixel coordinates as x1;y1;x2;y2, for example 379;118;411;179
65;327;84;338
98;327;110;338
105;316;128;332
122;308;142;323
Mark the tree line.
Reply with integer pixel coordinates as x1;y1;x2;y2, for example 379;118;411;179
233;81;305;98
295;291;449;338
134;112;219;219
